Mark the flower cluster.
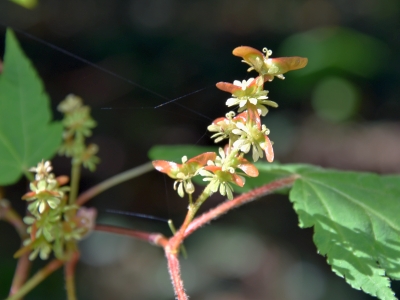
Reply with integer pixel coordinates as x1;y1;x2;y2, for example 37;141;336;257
153;152;216;197
58;94;100;171
18;161;97;260
219;77;277;116
153;46;307;201
232;46;308;81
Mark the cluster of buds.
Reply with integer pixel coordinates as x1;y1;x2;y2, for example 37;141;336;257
153;46;307;200
15;96;100;260
58;94;99;171
18;162;97;261
153;148;257;200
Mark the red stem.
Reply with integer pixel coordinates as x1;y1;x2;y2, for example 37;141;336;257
165;251;188;300
9;253;31;297
1;199;32;297
184;175;297;238
94;224;169;247
93;176;298;300
6;259;64;300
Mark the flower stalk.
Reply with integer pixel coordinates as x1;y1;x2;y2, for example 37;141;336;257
65;251;80;300
69;161;81;206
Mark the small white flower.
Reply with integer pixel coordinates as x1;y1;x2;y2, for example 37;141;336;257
30;160;53;181
234;78;255;90
231;122;271;162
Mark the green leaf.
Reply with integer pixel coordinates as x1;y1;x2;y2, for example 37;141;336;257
0;29;63;185
149;144;400;299
290;167;400;300
234;162;317;194
148;145;218;162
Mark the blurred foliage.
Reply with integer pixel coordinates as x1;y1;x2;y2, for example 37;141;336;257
8;0;37;10
280;27;390;78
311;76;360;121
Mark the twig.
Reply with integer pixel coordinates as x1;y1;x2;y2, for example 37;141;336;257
184;175;298;238
168;185;212;251
6;259;64;300
94;224;168;247
65;251;80;300
9;253;31;298
69;162;81;206
0;199;32;297
165;251;188;300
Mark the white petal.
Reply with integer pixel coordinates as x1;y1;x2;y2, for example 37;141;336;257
48;198;60;209
258;105;269;116
235;122;247;131
257;145;264;158
239;100;247;107
23;216;36;225
249;98;258;105
177;183;185;198
185;181;195;194
210;180;219;192
265;100;278;107
241;143;251;153
226;186;234;200
232;129;242;135
252;147;259;162
219;184;226;196
208;124;219;131
39;201;46;214
218;147;225;158
246;78;255;85
226;98;238;106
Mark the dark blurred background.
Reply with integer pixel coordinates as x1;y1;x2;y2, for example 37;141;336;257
0;0;399;299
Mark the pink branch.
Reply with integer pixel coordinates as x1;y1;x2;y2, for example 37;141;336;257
1;199;32;297
94;223;188;298
184;175;297;238
165;251;188;300
94;224;168;247
92;176;298;300
6;259;64;300
9;253;31;297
